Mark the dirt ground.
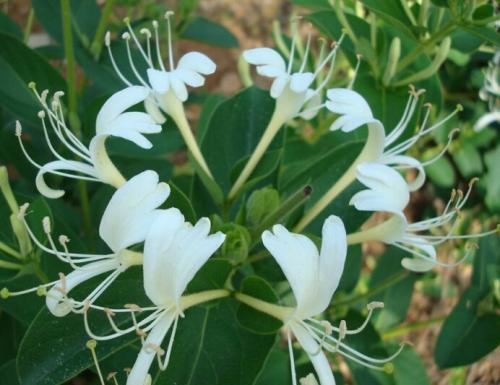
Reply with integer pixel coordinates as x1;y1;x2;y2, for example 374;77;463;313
2;0;499;384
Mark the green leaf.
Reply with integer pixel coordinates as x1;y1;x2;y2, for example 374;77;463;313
0;33;66;126
460;25;500;47
236;276;282;334
393;346;431;385
359;0;417;39
0;360;20;385
152;300;275;385
0;11;22;39
471;235;500;293
483;144;500;212
434;286;500;368
424;156;456;188
370;247;416;331
201;87;277;194
166;182;197;223
452;144;483;177
181;16;239;48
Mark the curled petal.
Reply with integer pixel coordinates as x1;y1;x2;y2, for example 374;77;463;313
243;48;286;74
174;68;205;88
170;76;189;102
270;74;290;99
96;86;149;132
326;88;373;118
99;170;170;252
46;259;119;316
177;52;216;75
36;160;98;199
290;72;314;93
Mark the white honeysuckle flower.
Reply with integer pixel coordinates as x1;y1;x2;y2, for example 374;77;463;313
350;163;410;216
261;216;400;385
348;178;498;272
475;51;500;131
104;12;215;178
81;208;225;385
16;85;161;199
243;28;345;123
7;171;169;316
105;12;215;116
326;87;461;192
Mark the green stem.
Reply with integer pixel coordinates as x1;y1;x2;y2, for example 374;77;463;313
382;316;446;340
60;0;81;137
23;8;34;43
181;289;230;310
396;21;456;73
333;270;410;308
0;241;23;260
90;0;116;60
0;259;22;270
78;180;92;238
235;292;293;320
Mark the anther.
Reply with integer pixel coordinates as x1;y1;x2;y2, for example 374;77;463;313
86;339;97;350
448;128;460;139
107;372;117;381
140;28;151;38
40;89;49;103
123;17;130;24
125;303;142;312
468;177;480;188
356;53;363;60
122;32;131;40
18;202;29;218
136;328;146;337
105;31;111;47
36;286;47;296
423;102;432;109
300;373;319;385
384;362;394;374
456;104;463;112
1;287;10;299
15;122;23;138
38;110;46;119
164;10;175;18
28;81;36;90
42;216;51;234
320;320;333;335
367;301;384;310
338;320;347;340
58;235;70;245
465;242;479;251
58;272;67;294
152;20;159;28
145;343;165;355
104;308;115;317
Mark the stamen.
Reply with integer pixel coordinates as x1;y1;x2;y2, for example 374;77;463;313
123;17;152;66
140;28;153;65
164;11;175;70
86;340;106;385
298;26;312;73
158;315;179;370
122;33;149;87
105;31;133;86
152;21;166;71
287;329;298;385
348;54;362;89
107;372;119;385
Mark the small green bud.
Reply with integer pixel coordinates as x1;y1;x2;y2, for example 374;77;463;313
246;187;280;227
382;37;401;86
1;287;10;299
218;223;251;265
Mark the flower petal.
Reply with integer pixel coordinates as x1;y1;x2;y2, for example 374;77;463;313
270;74;289;99
126;312;176;385
35;160;98;199
170;76;188;102
96;86;149;132
326;88;373;118
99;170;170;252
144;96;166;124
46;259;119;316
291;322;336;385
243;48;286;73
144;212;225;307
262;225;319;316
174;68;205;88
290;72;314;93
177;52;216;75
147;68;170;94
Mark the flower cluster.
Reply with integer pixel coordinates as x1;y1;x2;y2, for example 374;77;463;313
3;13;497;385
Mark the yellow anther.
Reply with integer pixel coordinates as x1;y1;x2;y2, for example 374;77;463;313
86;339;97;350
36;286;47;296
384;362;394;374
